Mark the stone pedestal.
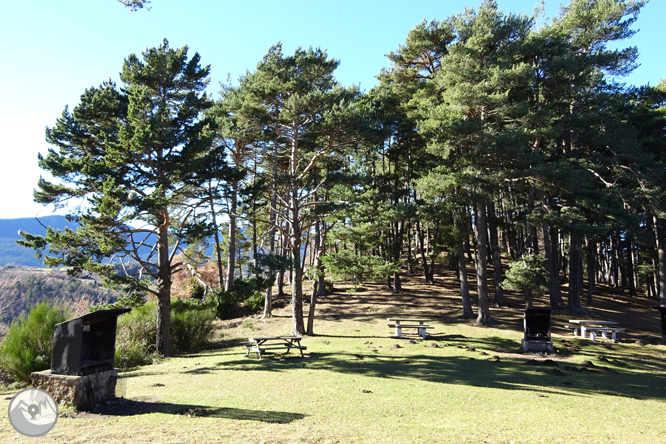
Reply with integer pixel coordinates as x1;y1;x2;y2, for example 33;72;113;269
522;339;554;354
30;369;119;408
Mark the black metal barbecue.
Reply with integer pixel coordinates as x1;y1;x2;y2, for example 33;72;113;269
51;308;130;376
522;308;553;353
524;308;551;341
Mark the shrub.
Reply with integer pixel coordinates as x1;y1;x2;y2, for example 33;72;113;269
208;276;273;319
114;304;158;369
188;278;206;300
209;290;237;319
321;250;399;287
242;291;264;311
171;303;215;351
502;254;550;297
114;300;216;368
324;279;335;293
0;302;66;382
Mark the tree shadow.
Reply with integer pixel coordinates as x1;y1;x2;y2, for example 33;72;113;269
217;340;666;402
66;398;306;424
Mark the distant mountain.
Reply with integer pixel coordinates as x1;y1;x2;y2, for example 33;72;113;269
0;216;161;267
0;216;76;267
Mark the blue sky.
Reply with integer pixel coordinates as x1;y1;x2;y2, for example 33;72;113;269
1;0;663;219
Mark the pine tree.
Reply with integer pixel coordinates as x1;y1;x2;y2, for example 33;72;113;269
629;80;666;305
21;40;215;356
246;44;363;335
416;1;535;324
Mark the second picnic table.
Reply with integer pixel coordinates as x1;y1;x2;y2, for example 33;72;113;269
567;320;624;342
245;336;306;360
387;318;433;339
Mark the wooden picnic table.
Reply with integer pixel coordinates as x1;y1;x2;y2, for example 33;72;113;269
245;336;306;360
386;318;433;339
567;320;624;342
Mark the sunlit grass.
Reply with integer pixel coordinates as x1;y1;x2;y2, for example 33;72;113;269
1;279;665;443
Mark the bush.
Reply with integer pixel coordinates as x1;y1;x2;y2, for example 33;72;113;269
502;254;550;297
0;302;66;382
114;300;216;368
321;250;399;287
242;291;264;311
208;276;273;319
114;304;158;369
171;302;215;352
209;290;237;319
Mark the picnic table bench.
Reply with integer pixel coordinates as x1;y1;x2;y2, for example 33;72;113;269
245;336;306;360
387;318;433;339
566;320;624;342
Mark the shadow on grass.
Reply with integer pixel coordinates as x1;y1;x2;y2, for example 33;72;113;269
189;406;305;423
69;398;306;423
216;341;666;402
176;338;249;358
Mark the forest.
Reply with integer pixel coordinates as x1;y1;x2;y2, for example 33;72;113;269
19;0;665;357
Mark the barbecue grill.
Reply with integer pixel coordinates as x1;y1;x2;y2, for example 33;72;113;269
51;308;130;376
522;308;553;353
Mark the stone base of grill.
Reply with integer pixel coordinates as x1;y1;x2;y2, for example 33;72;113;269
30;368;119;409
521;339;554;354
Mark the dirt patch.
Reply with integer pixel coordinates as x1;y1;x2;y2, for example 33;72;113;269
220;262;664;368
312;264;665;344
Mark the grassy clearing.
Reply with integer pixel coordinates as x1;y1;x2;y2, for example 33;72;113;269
1;274;665;443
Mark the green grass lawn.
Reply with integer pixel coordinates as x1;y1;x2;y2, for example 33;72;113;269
1;280;665;443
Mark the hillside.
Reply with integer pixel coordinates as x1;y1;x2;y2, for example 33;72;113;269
0;265;120;330
0;216;75;267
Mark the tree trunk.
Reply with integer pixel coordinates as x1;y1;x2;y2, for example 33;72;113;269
524;190;537;309
393;221;403;293
278;268;285;297
545;224;564;309
618;235;628;290
393;272;402;293
655;216;666;306
291;223;305;334
306;279;318;335
156;218;171;356
561;232;568;279
406;222;414;274
474;202;492;325
625;237;637;296
263;163;277;317
454;211;473;319
317;220;327;297
251;151;259;275
598;241;608;285
306;219;323;335
610;236;619;287
209;184;224;289
654;258;661;300
277;231;286;298
290;133;305;335
416;219;434;284
504;204;519;261
487;202;507;307
225;180;238;291
568;230;585;313
587;236;596;304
